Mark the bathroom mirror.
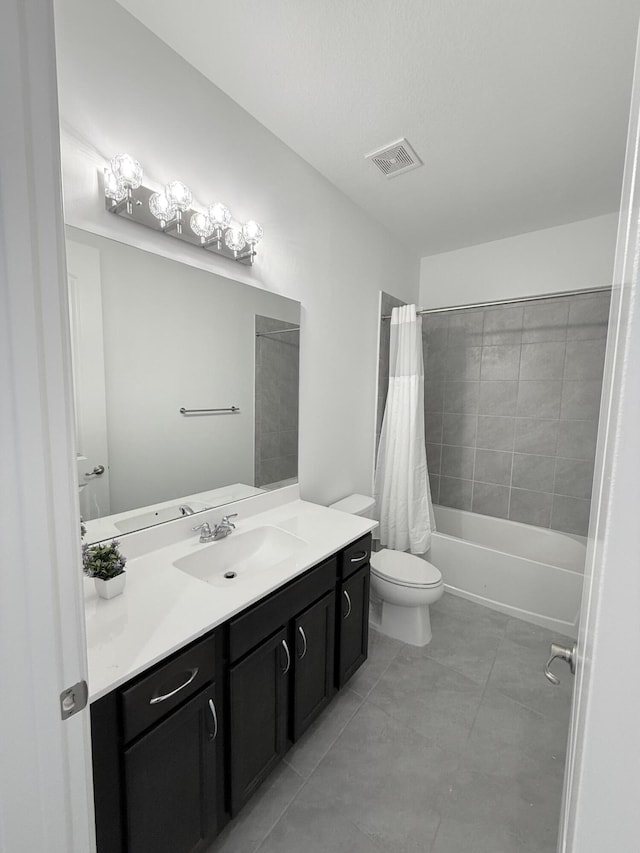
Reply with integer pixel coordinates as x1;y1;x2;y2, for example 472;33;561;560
66;226;300;543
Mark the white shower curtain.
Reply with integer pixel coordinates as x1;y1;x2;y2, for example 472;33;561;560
374;304;434;554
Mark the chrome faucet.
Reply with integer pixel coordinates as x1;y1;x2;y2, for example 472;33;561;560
193;521;215;542
212;514;238;540
179;504;195;516
192;514;237;543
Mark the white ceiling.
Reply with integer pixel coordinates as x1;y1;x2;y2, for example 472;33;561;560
116;0;639;257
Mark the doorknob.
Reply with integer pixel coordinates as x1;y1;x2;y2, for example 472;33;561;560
544;642;577;685
85;465;105;476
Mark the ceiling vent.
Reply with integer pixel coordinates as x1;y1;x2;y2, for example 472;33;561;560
365;138;422;178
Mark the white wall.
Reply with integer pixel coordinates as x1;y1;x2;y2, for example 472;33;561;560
53;0;419;507
419;214;618;308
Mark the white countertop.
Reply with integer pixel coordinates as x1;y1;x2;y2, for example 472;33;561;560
84;493;377;702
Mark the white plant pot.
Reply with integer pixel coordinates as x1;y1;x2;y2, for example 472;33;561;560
94;573;126;600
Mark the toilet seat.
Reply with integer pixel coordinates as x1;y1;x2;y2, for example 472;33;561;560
370;549;442;589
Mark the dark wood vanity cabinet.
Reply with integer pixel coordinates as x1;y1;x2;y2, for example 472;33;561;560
91;633;223;853
337;534;371;687
337;564;370;686
292;589;336;740
124;683;219;853
91;536;371;851
228;627;289;814
227;557;337;815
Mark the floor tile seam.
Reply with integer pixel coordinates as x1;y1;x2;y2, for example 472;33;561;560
460;668;493;751
420;649;493;688
283;691;366;779
359;690;468;755
460;630;506;748
426;812;444;853
353;648;406;698
490;683;568;721
377;648;488;702
253;769;313;852
432;609;508;642
293;771;394;853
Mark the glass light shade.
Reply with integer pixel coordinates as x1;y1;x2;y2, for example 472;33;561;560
164;181;192;211
110;153;142;189
104;167;126;201
149;191;177;222
190;212;215;239
242;220;264;245
207;202;231;230
224;226;246;253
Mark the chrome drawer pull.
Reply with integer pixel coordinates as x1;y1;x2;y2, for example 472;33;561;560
149;667;199;705
343;590;352;619
281;639;291;674
298;626;308;660
350;551;368;563
208;699;218;740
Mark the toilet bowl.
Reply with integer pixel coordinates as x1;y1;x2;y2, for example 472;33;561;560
370;549;443;646
329;493;443;646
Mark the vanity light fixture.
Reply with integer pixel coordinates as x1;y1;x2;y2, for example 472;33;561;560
190;211;215;241
224;223;247;255
103;153;263;266
104;153;143;215
149;190;177;226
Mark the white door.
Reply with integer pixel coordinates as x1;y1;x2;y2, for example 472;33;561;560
66;238;111;520
558;27;640;853
0;1;95;851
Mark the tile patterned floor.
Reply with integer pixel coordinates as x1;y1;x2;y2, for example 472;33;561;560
209;593;573;853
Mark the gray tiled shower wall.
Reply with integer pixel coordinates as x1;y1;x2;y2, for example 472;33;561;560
423;292;611;536
254;315;300;488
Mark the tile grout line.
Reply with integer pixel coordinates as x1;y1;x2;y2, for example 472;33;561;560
282;689;365;778
457;618;508;752
233;687;372;851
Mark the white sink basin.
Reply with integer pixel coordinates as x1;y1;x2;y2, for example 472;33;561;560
114;501;211;534
173;526;308;587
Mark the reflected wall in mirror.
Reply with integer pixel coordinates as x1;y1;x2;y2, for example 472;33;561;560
66;226;300;543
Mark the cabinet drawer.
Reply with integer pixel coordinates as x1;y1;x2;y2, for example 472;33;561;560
229;557;336;664
339;534;372;580
121;632;217;744
124;683;219;853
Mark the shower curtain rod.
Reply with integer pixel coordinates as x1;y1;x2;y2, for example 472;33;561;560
380;285;611;320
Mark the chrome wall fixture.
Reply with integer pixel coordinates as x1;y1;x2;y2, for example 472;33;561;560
179;406;240;415
103;153;263;266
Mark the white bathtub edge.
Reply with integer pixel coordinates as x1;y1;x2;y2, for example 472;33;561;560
444;585;578;640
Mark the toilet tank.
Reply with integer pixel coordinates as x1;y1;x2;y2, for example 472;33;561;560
329;494;376;518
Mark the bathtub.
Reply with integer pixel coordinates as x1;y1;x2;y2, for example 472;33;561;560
428;505;586;637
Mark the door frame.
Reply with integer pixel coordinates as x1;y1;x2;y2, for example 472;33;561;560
0;1;95;851
558;26;640;853
66;237;112;519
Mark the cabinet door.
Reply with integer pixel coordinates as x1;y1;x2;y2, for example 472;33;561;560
229;627;289;815
124;683;220;853
337;564;370;687
293;590;336;740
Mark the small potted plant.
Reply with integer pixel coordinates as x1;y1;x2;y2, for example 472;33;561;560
82;531;127;600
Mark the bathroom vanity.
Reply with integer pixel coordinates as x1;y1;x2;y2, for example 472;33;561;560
86;495;374;853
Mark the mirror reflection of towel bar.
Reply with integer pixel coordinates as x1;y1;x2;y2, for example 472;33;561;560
179;406;240;415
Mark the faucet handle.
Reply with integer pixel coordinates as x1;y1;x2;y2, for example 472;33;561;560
221;514;238;528
192;521;212;534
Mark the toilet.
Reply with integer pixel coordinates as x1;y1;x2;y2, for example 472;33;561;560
329;494;444;646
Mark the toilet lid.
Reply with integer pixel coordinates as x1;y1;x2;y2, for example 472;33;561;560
370;549;442;589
